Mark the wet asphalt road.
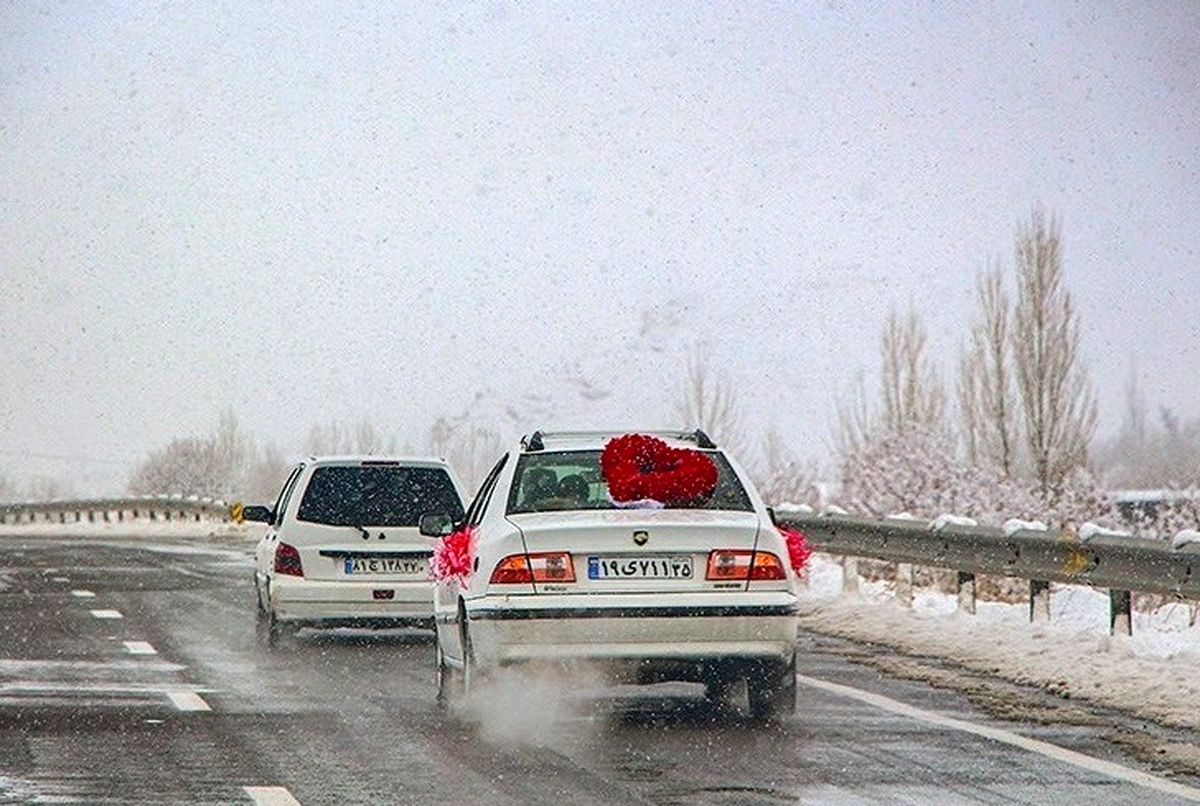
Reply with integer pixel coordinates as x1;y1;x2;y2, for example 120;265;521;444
1;532;1198;805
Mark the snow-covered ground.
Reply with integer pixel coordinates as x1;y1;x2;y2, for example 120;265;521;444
0;521;261;541
800;554;1200;730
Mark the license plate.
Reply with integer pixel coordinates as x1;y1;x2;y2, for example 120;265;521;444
342;557;425;576
587;555;693;580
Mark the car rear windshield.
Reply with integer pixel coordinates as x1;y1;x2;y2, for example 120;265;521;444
507;450;753;514
296;465;464;527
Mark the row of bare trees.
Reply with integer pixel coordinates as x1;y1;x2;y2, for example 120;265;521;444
837;207;1114;529
124;411;509;504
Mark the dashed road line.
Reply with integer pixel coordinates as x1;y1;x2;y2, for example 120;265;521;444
165;690;211;712
89;609;122;619
795;672;1200;802
243;786;302;805
71;590;96;598
243;786;302;806
123;641;157;655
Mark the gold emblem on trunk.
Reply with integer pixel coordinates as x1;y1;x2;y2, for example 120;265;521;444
633;530;649;546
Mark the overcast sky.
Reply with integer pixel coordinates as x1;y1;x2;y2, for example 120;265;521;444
1;2;1197;494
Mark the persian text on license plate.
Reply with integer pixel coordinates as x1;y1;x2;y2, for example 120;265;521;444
343;557;425;576
587;556;693;580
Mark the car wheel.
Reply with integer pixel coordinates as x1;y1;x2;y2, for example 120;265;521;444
257;608;291;649
460;621;476;696
435;642;459;708
255;606;273;645
747;656;797;722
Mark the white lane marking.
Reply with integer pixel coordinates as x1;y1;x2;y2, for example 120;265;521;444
51;577;69;582
123;641;157;655
795;673;1200;802
89;609;122;619
71;590;96;598
243;785;302;805
165;690;211;712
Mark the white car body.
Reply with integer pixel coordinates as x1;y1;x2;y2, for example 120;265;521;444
432;431;800;718
252;456;467;644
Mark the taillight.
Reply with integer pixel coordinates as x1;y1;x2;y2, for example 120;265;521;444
705;550;786;581
274;542;304;577
489;552;576;584
749;551;787;580
490;555;531;584
529;552;576;582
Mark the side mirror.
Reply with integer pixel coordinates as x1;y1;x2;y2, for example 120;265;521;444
243;505;274;524
419;512;455;538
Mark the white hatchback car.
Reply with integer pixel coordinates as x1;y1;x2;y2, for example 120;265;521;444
247;456;466;646
426;430;799;719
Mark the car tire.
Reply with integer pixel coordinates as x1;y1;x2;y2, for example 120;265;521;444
747;656;797;722
461;621;476;696
257;608;292;649
435;642;459;708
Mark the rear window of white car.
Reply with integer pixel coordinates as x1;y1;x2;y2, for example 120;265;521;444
507;450;753;514
296;465;464;527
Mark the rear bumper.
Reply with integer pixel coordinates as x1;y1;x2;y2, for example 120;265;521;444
270;576;434;626
460;592;798;666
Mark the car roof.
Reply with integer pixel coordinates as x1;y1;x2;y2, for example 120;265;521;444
304;455;452;468
517;430;718;453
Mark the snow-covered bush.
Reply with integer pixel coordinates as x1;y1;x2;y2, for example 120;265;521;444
128;411;255;501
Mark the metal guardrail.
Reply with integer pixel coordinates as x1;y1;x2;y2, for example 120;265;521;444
0;496;233;526
776;510;1200;636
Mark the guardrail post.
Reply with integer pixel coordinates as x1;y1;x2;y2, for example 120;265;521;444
1110;589;1132;636
895;563;914;608
1029;580;1051;623
956;572;976;615
841;557;859;595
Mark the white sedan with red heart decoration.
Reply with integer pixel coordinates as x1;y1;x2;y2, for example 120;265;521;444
421;430;806;720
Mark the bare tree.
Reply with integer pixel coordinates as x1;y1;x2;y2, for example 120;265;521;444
25;476;76;501
957;347;981;465
245;442;291;503
425;418;503;492
128;410;255;501
1011;207;1097;496
836;309;945;463
834;372;873;455
880;309;946;434
675;347;745;455
752;428;821;507
958;265;1017;476
0;471;17;503
306;419;397;456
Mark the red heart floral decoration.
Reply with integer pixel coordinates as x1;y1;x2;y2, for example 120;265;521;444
601;434;719;506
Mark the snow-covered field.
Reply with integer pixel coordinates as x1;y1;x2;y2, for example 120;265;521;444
801;554;1200;730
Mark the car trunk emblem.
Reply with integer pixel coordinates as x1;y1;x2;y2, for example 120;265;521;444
633;530;649;546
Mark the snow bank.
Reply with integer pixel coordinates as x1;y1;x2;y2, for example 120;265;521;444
1172;529;1200;551
776;502;814;514
1003;518;1048;537
885;512;918;521
1078;522;1132;542
800;554;1200;730
821;505;849;516
929;514;978;532
0;520;261;541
